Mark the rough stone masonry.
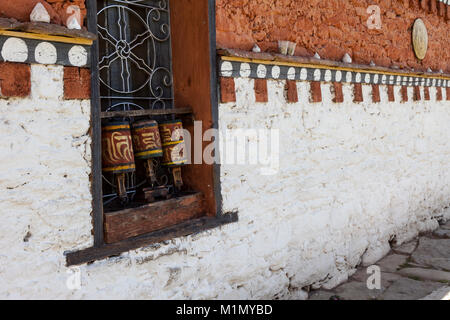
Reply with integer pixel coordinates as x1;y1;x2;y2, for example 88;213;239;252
1;69;449;298
0;0;449;299
216;0;450;72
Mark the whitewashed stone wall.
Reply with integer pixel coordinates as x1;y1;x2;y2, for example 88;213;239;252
0;71;449;299
0;64;93;298
218;78;450;291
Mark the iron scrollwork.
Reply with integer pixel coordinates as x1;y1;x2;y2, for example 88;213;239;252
97;0;173;110
97;0;174;208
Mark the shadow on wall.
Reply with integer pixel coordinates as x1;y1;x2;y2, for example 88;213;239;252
0;0;86;27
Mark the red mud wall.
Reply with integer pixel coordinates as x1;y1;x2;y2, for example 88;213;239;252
216;0;450;72
0;0;86;27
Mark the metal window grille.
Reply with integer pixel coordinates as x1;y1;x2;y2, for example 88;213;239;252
96;0;174;208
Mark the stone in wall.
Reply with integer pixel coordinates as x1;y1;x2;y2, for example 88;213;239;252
0;0;61;24
46;0;87;28
0;0;86;27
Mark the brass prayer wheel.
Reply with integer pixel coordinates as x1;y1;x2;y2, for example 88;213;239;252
102;122;136;173
161;140;188;167
159;120;187;167
131;120;163;186
159;119;184;144
159;120;187;189
131;120;163;159
101;122;135;201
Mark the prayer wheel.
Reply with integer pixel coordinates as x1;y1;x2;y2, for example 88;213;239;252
102;121;135;202
159;119;184;143
161;140;188;167
159;120;187;189
131;120;163;186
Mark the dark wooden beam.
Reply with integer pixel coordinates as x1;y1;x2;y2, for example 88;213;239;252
100;107;193;119
208;0;224;218
104;192;206;243
0;18;97;40
86;0;104;248
65;212;239;267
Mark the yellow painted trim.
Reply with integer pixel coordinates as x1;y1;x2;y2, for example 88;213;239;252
163;160;187;166
221;56;450;81
0;30;93;45
135;150;163;158
162;140;184;147
102;165;136;172
103;124;130;130
133;124;158;130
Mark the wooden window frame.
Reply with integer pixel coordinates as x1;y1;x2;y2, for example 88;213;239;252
65;0;238;267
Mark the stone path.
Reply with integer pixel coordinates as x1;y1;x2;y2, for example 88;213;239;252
309;220;450;300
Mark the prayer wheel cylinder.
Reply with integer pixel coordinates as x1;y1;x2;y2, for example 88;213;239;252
131;120;163;186
159;119;184;145
161;140;188;166
101;122;135;201
159;120;187;167
131;120;163;159
159;120;187;189
102;122;136;173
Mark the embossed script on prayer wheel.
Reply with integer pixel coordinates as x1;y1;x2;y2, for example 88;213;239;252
159;120;187;167
412;19;428;60
131;120;163;188
159;120;187;189
131;120;163;159
161;141;188;166
159;120;184;144
102;122;136;173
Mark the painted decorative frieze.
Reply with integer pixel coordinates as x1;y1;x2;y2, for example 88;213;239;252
219;57;450;104
219;59;450;88
0;35;91;67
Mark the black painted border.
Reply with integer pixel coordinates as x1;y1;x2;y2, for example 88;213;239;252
0;36;91;67
208;0;224;218
219;59;450;88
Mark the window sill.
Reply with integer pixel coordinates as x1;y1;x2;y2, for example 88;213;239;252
104;192;207;244
65;211;238;267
